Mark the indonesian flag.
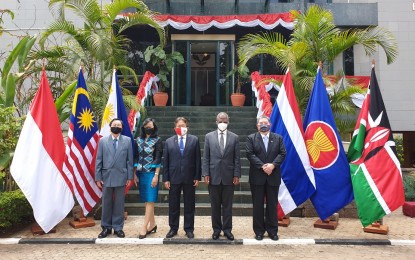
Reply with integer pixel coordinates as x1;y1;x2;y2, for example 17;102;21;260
270;69;316;218
127;71;159;133
348;66;404;227
11;69;75;233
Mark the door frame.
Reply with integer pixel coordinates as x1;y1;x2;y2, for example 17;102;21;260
171;34;235;106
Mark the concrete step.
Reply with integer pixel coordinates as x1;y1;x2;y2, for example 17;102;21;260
125;202;253;216
126;190;253;204
125;202;305;217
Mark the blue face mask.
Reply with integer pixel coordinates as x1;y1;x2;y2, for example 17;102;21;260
259;124;270;132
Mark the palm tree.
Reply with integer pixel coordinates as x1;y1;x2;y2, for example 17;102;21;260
30;0;165;123
237;5;398;133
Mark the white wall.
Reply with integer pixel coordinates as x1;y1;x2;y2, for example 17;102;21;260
0;0;113;65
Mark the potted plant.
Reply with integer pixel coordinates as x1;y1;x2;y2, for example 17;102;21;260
144;45;184;106
402;174;415;217
226;64;250;106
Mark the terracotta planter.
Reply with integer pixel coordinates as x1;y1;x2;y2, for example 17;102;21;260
153;92;169;106
230;93;245;107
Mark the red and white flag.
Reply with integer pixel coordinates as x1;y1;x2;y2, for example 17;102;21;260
11;69;75;233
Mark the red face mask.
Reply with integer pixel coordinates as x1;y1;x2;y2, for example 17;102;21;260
175;127;188;136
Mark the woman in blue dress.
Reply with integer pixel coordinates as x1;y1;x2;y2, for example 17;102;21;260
133;118;162;239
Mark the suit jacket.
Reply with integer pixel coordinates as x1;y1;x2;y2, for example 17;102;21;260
246;132;286;186
95;134;134;187
202;130;241;185
162;134;202;184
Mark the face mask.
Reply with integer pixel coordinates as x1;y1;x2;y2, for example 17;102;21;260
218;122;228;132
259;124;270;133
144;128;155;135
111;126;122;134
175;127;188;136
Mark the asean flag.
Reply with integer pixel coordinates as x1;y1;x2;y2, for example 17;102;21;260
11;69;75;233
303;67;354;220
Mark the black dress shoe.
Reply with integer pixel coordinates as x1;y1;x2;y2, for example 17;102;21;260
224;231;234;241
138;233;146;239
146;225;157;235
255;234;264;241
165;229;177;238
115;230;125;238
98;228;111;238
212;232;220;240
269;234;279;241
185;231;194;239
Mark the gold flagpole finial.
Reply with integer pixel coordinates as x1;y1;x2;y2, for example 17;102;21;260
42;58;46;70
371;59;375;68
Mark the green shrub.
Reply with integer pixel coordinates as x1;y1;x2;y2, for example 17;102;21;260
394;136;404;165
403;174;415;201
0;190;33;230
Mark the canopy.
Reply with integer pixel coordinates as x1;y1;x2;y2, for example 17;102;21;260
153;13;295;31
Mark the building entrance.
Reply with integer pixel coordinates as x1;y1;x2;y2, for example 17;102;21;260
172;35;235;106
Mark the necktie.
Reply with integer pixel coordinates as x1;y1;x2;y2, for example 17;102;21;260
179;137;184;155
113;138;118;151
263;135;268;152
220;133;225;154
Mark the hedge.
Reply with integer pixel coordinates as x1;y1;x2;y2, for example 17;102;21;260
0;190;33;230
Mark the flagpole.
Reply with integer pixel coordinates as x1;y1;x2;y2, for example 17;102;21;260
360;58;390;235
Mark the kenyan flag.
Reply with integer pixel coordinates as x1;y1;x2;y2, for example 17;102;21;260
348;67;404;227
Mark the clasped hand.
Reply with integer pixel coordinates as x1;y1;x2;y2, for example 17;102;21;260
262;163;275;175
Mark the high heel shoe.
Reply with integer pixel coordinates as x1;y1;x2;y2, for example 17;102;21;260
138;233;146;239
146;225;157;235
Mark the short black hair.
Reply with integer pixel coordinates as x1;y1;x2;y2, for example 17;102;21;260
140;118;158;139
175;117;189;127
109;118;123;127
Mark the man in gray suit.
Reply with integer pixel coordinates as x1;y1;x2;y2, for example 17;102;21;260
95;118;133;238
202;112;241;241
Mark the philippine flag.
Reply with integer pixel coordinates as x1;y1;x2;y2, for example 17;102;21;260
270;68;316;218
11;69;75;233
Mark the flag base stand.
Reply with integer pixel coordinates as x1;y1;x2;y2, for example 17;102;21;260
31;224;56;235
363;220;389;235
278;215;290;227
314;213;339;230
69;217;96;229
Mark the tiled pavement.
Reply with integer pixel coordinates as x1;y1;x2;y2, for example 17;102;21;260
1;207;414;246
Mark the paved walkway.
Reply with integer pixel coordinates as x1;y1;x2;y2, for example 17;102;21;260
1;207;414;245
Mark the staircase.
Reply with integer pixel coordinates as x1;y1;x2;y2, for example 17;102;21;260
125;106;258;216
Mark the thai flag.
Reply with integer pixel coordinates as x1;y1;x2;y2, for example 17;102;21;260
270;69;316;218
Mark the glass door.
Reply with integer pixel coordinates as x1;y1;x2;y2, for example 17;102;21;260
173;40;234;106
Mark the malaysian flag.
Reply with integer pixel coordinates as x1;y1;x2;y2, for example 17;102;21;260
63;68;102;216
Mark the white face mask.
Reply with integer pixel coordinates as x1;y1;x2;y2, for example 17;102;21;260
217;122;228;131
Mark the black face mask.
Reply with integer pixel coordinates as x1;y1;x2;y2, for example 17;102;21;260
111;126;122;134
259;125;270;132
144;128;155;135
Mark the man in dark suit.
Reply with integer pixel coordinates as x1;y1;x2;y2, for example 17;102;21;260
163;117;201;239
95;118;133;238
246;115;286;241
202;112;241;241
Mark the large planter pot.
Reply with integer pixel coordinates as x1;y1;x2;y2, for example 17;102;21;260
153;92;169;106
230;93;245;107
